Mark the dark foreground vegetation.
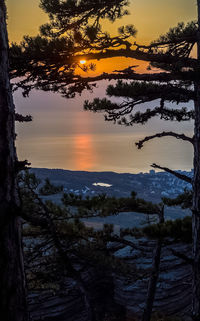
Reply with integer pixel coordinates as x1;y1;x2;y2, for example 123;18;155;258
21;171;192;321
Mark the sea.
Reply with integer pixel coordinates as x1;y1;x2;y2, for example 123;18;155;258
15;81;194;174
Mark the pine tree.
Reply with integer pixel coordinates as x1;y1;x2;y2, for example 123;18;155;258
0;2;28;320
7;0;200;319
1;0;131;320
31;1;200;318
80;4;200;319
39;177;63;195
20;170;165;321
27;1;198;316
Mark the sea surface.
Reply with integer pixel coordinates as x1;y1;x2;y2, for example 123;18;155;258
15;82;194;174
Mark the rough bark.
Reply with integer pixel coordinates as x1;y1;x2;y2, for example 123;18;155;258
0;2;28;320
192;93;200;317
192;1;200;319
142;209;164;321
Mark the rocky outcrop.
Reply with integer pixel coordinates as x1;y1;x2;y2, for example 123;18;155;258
28;240;192;321
114;239;191;319
28;267;125;321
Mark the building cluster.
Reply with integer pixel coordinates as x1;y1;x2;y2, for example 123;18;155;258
62;169;193;202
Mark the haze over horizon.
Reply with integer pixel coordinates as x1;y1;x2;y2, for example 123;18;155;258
7;0;196;173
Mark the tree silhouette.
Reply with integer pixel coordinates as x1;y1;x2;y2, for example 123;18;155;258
1;0;132;320
24;0;199;318
22;171;165;321
80;6;200;320
6;0;200;319
0;2;28;320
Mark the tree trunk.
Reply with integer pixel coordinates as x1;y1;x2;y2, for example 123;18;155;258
0;2;28;320
192;2;200;319
142;208;164;321
192;93;200;317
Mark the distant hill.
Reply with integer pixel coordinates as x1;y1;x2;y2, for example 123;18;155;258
30;167;191;229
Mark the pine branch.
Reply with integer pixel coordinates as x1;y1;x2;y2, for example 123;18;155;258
136;131;193;149
40;0;130;35
170;249;193;265
15;160;31;173
106;81;194;102
107;235;143;251
15;113;32;122
74;48;197;69
151;163;192;184
21;177;96;319
122;107;194;126
162;190;192;209
62;192;161;216
85;98;194;125
134;36;196;51
76;70;198;83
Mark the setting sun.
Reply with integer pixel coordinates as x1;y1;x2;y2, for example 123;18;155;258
80;59;86;64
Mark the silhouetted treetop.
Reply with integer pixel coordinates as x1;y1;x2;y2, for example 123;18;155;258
40;0;130;35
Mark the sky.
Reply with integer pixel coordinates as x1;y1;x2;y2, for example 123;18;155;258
6;0;197;173
7;0;196;44
7;0;196;73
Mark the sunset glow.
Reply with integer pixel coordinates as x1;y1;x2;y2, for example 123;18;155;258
7;1;196;75
80;60;86;65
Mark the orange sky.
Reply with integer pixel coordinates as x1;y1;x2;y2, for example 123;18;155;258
7;0;196;44
7;0;196;75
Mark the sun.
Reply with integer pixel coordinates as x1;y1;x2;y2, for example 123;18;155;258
80;60;86;65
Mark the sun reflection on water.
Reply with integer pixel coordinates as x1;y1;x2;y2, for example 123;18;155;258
73;134;96;171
